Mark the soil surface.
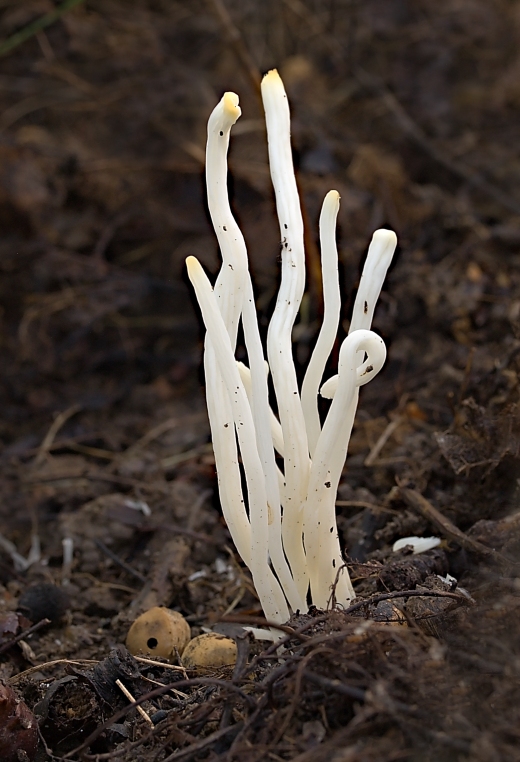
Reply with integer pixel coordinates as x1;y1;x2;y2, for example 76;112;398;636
1;2;520;761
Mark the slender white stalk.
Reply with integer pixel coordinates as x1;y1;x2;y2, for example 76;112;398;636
241;299;304;612
207;91;247;339
62;536;74;586
236;360;302;610
301;190;341;457
187;256;289;623
304;330;387;608
237;362;284;456
262;70;310;599
204;92;251;566
205;370;251;565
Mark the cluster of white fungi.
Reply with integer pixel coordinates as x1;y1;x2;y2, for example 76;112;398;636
187;70;397;624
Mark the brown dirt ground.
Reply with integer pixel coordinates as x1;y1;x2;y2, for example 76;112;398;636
0;1;520;760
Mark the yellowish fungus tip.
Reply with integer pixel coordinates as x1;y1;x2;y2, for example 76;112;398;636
261;69;285;92
223;91;241;121
185;255;199;276
263;68;280;80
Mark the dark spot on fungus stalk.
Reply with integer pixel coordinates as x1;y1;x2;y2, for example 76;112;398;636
284;223;288;229
364;300;368;314
330;527;334;533
325;481;331;488
223;225;227;231
332;559;336;568
219;130;223;136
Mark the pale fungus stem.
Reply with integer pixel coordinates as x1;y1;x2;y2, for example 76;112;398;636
61;537;74;586
262;69;310;600
203;91;251;566
304;331;387;608
187;256;289;623
301;190;341;458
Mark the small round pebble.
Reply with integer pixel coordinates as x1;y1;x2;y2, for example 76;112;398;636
182;633;237;668
126;607;190;661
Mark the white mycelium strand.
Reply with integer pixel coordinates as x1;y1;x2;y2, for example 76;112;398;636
262;69;310;599
301;190;341;458
187;257;289;623
304;330;387;608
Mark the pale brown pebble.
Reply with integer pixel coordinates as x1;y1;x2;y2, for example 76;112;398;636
182;632;237;668
126;607;190;661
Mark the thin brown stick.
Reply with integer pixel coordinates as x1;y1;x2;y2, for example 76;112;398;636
218;614;307;639
304;670;366;701
0;618;50;655
364;416;404;466
34;404;82;465
8;658;99;684
63;677;255;758
115;679;153;726
161;722;243;762
399;486;516;564
94;539;146;584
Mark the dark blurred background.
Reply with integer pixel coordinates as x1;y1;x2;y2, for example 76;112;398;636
1;0;519;435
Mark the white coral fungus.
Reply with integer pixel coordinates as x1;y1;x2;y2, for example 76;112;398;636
186;70;397;623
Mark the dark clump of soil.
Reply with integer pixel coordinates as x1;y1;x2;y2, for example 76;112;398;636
0;1;520;760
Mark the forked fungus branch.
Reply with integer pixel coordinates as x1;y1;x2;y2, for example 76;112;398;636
186;69;397;623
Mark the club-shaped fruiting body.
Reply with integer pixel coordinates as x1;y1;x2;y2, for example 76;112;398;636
187;69;397;623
